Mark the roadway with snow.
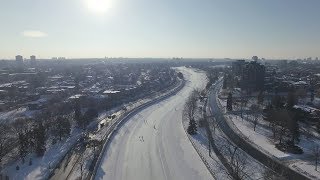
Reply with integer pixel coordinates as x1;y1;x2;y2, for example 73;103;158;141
95;68;213;180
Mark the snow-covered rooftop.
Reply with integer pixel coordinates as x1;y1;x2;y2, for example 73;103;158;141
103;90;120;94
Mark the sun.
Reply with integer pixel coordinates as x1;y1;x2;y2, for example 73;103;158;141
85;0;112;14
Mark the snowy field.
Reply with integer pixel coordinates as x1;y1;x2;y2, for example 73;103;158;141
95;68;214;180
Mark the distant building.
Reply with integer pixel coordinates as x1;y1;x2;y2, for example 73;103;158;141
252;56;259;61
15;55;23;62
15;55;24;69
30;55;36;67
241;61;265;92
232;60;246;76
316;57;319;61
278;60;288;68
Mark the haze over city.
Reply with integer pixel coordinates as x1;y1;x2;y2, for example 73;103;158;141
1;0;320;59
2;1;320;180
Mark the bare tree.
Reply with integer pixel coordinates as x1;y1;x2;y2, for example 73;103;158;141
257;91;264;105
222;139;250;180
79;151;89;180
227;93;233;112
312;145;320;171
236;91;248;120
263;160;287;180
11;118;35;163
0;124;11;169
250;104;261;131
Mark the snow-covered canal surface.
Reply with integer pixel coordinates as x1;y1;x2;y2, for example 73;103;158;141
95;68;214;180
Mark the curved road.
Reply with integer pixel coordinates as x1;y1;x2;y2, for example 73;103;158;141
95;68;214;180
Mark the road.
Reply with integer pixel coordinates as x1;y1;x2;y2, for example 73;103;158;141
95;68;214;180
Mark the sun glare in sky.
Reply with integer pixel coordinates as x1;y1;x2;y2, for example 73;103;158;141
85;0;112;14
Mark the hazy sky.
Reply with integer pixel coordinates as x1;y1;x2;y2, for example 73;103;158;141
0;0;319;59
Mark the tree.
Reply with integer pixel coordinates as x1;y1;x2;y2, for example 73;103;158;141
275;110;290;145
295;88;307;100
185;90;198;135
287;90;297;109
250;104;261;131
53;117;71;141
311;87;315;102
263;160;287;180
79;154;85;179
223;140;249;180
177;72;184;79
239;92;247;119
33;123;46;156
223;77;227;89
0;124;10;167
18;132;28;162
187;118;197;135
12;118;32;162
74;99;83;128
271;95;284;109
264;108;287;143
227;93;233;111
83;108;98;127
286;111;300;145
264;105;278;140
29;72;46;89
257;91;264;105
312;145;320;171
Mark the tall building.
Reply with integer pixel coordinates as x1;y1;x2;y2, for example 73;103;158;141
15;55;24;70
15;55;23;62
30;55;36;67
232;60;246;76
241;61;265;92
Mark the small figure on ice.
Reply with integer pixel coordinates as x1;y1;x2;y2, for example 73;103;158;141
139;136;144;142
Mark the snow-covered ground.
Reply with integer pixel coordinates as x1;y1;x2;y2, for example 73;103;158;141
95;68;214;180
1;84;175;180
1;128;82;180
0;107;38;124
51;74;183;180
182;99;231;179
218;88;320;179
185;110;268;180
182;79;270;180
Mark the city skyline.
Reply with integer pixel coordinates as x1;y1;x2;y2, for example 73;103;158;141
1;0;320;59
